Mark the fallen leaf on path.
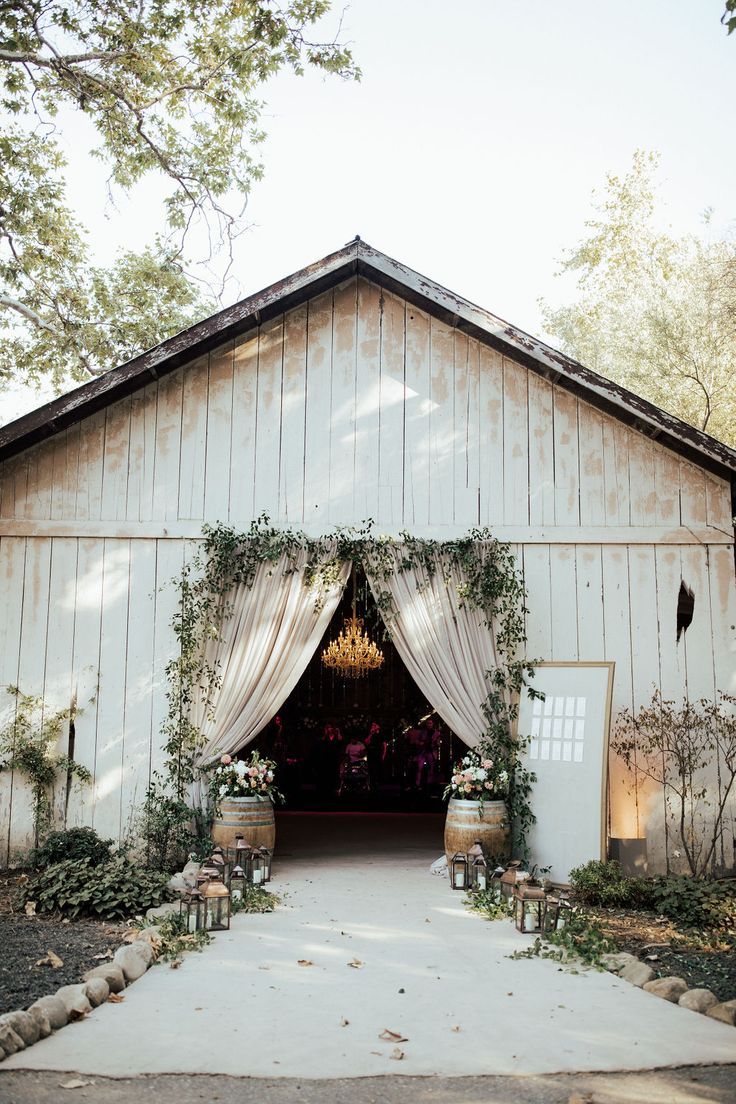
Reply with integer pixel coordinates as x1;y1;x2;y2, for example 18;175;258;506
379;1029;408;1043
36;949;64;969
389;1047;405;1061
258;965;271;971
370;1051;382;1056
24;900;36;916
169;958;183;970
297;959;314;967
347;958;364;969
568;1095;594;1104
107;993;125;1003
60;1079;95;1090
451;1025;461;1032
424;917;431;923
92;950;112;961
340;1017;349;1027
122;928;140;943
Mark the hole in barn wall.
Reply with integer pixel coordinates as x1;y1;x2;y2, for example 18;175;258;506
676;581;695;642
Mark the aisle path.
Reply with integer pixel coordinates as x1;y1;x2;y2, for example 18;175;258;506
5;814;735;1078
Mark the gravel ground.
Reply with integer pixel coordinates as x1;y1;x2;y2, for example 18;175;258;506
1;1067;736;1104
0;915;127;1015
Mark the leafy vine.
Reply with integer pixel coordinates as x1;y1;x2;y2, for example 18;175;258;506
159;516;539;854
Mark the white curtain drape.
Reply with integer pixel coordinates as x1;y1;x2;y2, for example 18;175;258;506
193;551;349;765
364;547;498;748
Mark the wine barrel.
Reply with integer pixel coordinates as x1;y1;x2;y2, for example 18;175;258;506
212;796;276;852
444;798;509;867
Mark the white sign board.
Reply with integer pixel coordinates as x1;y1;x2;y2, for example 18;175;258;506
517;663;614;882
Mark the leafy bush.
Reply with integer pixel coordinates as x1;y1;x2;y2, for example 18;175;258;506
569;860;653;909
650;875;736;930
156;912;211;962
510;907;616;969
23;856;170;919
231;883;280;915
29;827;113;869
137;778;202;871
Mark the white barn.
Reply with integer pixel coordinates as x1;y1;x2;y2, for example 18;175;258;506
0;239;734;870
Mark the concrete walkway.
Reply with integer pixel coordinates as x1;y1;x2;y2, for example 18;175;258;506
4;813;736;1078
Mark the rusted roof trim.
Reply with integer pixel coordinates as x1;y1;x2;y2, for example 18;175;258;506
1;239;734;484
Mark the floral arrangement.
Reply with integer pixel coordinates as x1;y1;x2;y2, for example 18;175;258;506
208;751;284;805
443;749;509;804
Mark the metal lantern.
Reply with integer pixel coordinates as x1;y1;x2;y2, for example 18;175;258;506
467;839;484;862
258;846;273;883
201;875;231;930
500;860;524;900
490;865;506;902
450;852;468;890
227;834;249;868
200;855;224;882
513;883;547;934
210;846;230;881
248;847;266;886
543;895;572;933
180;887;206;933
469;853;489;891
228;863;247;903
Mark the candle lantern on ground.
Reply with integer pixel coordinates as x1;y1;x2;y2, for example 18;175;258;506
200;856;224;882
248;847;266;886
202;875;231;930
210;846;230;882
490;865;506;902
228;864;247;903
450;852;468;890
500;860;523;900
543;895;572;933
259;846;273;883
469;853;489;891
180;887;206;933
227;834;249;868
513;883;547;934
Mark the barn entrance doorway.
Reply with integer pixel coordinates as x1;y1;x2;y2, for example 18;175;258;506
248;565;463;814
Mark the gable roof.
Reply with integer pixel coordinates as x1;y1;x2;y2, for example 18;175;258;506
1;238;734;484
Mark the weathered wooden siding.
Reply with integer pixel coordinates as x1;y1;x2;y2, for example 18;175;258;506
0;275;734;869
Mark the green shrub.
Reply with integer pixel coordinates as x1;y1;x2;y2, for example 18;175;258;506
568;860;653;908
23;856;170;919
29;827;114;869
510;907;616;969
650;875;736;930
137;778;203;871
231;884;280;914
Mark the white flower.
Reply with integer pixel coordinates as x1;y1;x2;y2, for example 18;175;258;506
219;784;227;796
236;760;246;777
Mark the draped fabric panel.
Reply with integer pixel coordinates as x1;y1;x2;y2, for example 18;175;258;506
364;548;498;748
193;551;349;765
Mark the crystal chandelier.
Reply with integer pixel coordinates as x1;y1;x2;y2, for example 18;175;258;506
321;570;384;680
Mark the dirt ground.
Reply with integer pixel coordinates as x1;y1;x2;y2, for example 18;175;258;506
1;1066;736;1104
590;906;736;1002
0;871;126;1016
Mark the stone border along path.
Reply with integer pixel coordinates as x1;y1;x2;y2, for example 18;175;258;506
1;817;735;1080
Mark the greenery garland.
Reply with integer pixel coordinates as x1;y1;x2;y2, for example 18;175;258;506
160;516;539;856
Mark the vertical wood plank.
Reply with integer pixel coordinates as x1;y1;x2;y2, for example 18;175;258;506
522;544;552;658
553;389;580;525
402;303;431;528
229;332;259;528
75;412;105;521
10;539;53;855
527;374;555;527
679;461;707;527
654;448;680;527
705;474;732;531
601;418;620;525
479;346;504;525
578;405;606;526
602;546;636;838
549;545;578;659
427;315;454;528
92;539;131;841
328;280;358;526
304;292;334;526
148;541;185;781
280;304;308;524
152;370;184;522
612;424;631;525
378;290;406;528
629;436;657;526
23;440;55;521
354;279;381;522
502;358;529;526
0;538;26;865
253;317;284;519
120;540;157;838
655;547;687;702
43;539;79;828
204;344;234;524
66;538;104;830
576;545;605;659
127;384;157;522
177;355;208;521
100;399;132;521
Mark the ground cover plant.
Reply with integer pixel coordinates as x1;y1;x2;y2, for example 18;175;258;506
21;855;170;920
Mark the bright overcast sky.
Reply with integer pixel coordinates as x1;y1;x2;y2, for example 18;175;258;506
3;0;735;422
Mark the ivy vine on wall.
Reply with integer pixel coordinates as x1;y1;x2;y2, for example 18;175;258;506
160;516;539;856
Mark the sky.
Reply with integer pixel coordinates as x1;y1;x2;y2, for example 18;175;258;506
2;0;735;422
